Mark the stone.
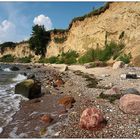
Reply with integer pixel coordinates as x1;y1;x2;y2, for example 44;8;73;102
104;86;121;95
58;96;75;108
123;88;140;95
10;66;20;71
120;73;137;79
119;94;140;114
55;79;64;87
79;107;106;130
40;114;53;124
15;79;42;99
113;61;125;69
27;74;36;79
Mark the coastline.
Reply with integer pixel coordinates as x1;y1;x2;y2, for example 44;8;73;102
0;63;140;138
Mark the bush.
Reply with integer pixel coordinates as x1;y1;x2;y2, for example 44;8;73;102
54;37;67;44
17;56;32;63
38;57;49;63
58;50;79;64
78;41;125;64
118;53;132;64
0;54;15;62
48;56;59;64
78;49;95;64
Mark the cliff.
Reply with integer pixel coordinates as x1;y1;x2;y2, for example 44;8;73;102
1;2;140;62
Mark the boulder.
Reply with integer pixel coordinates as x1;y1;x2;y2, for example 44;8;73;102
113;61;125;69
119;94;140;114
79;107;106;130
58;96;75;108
123;88;140;95
10;66;20;71
15;79;42;99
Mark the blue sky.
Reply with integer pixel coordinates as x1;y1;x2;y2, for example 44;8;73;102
0;2;105;43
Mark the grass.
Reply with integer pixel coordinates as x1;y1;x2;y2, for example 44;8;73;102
118;53;132;64
0;54;15;62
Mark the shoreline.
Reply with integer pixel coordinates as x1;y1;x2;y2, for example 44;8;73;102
0;63;140;138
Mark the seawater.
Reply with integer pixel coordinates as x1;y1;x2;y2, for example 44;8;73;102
0;64;28;133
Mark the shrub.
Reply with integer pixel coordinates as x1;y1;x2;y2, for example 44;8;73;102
78;49;95;64
0;54;15;62
54;37;67;44
118;53;132;64
58;50;79;64
38;57;49;63
78;41;125;64
48;56;59;64
17;56;33;63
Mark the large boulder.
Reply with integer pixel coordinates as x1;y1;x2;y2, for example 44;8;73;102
79;107;106;130
113;61;125;69
119;94;140;114
15;79;42;99
10;66;20;71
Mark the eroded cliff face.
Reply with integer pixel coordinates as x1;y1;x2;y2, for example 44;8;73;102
0;43;35;58
1;2;140;62
46;2;140;61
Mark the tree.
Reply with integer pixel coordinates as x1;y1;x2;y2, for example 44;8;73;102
29;25;50;56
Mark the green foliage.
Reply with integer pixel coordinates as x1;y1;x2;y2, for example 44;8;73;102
0;42;16;54
58;50;79;64
78;49;95;64
118;53;132;64
54;37;67;43
17;56;33;63
0;54;15;62
47;56;59;64
78;41;125;64
29;25;51;56
38;50;79;64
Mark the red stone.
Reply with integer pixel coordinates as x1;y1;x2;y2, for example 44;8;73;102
79;107;105;130
40;114;53;123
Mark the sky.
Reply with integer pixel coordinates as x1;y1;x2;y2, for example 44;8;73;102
0;2;105;43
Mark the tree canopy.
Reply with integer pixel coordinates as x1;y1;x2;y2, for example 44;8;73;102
29;25;50;56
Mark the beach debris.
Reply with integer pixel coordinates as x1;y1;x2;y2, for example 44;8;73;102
120;72;138;79
119;94;140;114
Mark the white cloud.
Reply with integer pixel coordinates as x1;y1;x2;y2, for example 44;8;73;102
0;20;16;43
33;14;52;31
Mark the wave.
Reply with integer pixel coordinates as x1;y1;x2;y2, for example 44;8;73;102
3;68;11;72
12;74;27;82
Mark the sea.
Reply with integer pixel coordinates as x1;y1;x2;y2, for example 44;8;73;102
0;64;29;134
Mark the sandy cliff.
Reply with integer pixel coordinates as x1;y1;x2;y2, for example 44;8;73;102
1;2;140;62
